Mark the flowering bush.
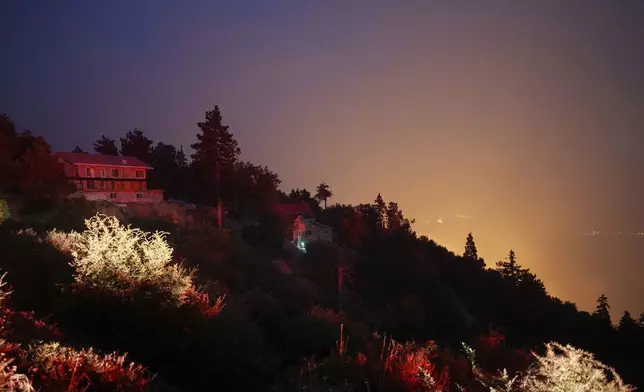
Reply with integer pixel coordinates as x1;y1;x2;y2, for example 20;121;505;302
520;342;635;392
465;341;635;392
51;214;194;306
25;342;151;391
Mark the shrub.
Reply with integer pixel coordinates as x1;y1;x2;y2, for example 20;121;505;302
466;341;635;392
25;342;150;391
520;342;635;392
0;228;73;313
52;214;193;306
0;275;33;392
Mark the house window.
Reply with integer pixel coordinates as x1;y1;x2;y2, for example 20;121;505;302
112;169;119;177
87;180;96;189
109;192;117;199
86;168;92;177
100;169;105;178
135;170;144;178
136;193;143;200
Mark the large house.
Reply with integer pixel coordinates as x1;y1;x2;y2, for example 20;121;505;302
273;202;333;251
55;152;163;203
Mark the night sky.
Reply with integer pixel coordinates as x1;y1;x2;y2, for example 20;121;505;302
2;1;644;319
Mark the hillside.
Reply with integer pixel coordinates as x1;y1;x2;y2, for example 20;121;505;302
0;198;640;391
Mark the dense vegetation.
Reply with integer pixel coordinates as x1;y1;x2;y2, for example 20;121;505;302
0;110;642;391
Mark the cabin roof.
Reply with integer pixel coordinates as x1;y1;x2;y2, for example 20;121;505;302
55;152;152;169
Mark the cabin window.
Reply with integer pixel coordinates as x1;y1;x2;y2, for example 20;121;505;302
112;169;119;177
109;193;117;199
135;170;144;178
136;193;143;200
86;168;92;177
100;169;105;178
87;180;96;189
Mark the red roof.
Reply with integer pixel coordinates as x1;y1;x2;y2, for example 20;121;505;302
273;202;314;219
55;152;152;169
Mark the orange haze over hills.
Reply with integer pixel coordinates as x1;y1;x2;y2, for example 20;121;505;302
2;1;643;320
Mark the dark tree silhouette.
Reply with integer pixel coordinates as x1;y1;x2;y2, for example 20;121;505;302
191;105;241;229
315;182;332;208
233;161;281;218
176;145;187;168
288;188;312;202
373;193;387;230
496;249;520;280
120;129;153;162
638;312;644;328
463;232;478;260
18;136;74;199
594;294;611;324
93;135;119;155
148;142;178;197
0;115;19;192
72;145;85;153
618;311;638;334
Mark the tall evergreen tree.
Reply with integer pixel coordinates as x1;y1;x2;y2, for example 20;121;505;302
463;233;478;260
148;142;178;197
315;182;333;208
72;145;85;153
373;193;387;230
191;106;241;228
93;135;119;155
175;145;187;169
120;129;153;162
496;249;520;279
593;294;611;324
618;311;638;334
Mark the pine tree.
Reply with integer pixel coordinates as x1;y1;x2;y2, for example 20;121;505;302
496;249;520;279
464;232;478;260
120;129;153;162
373;193;387;230
191;106;241;229
618;311;638;334
72;145;85;153
593;294;611;324
386;201;404;230
315;182;333;209
175;145;187;169
93;135;119;155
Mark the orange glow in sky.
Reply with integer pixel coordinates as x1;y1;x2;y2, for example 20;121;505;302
3;1;644;319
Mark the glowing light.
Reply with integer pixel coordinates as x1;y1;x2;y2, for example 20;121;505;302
437;218;443;224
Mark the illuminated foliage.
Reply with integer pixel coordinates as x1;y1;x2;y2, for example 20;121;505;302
466;341;635;392
26;342;150;391
521;342;635;392
52;214;194;305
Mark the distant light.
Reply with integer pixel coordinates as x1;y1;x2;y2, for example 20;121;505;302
437;218;443;224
